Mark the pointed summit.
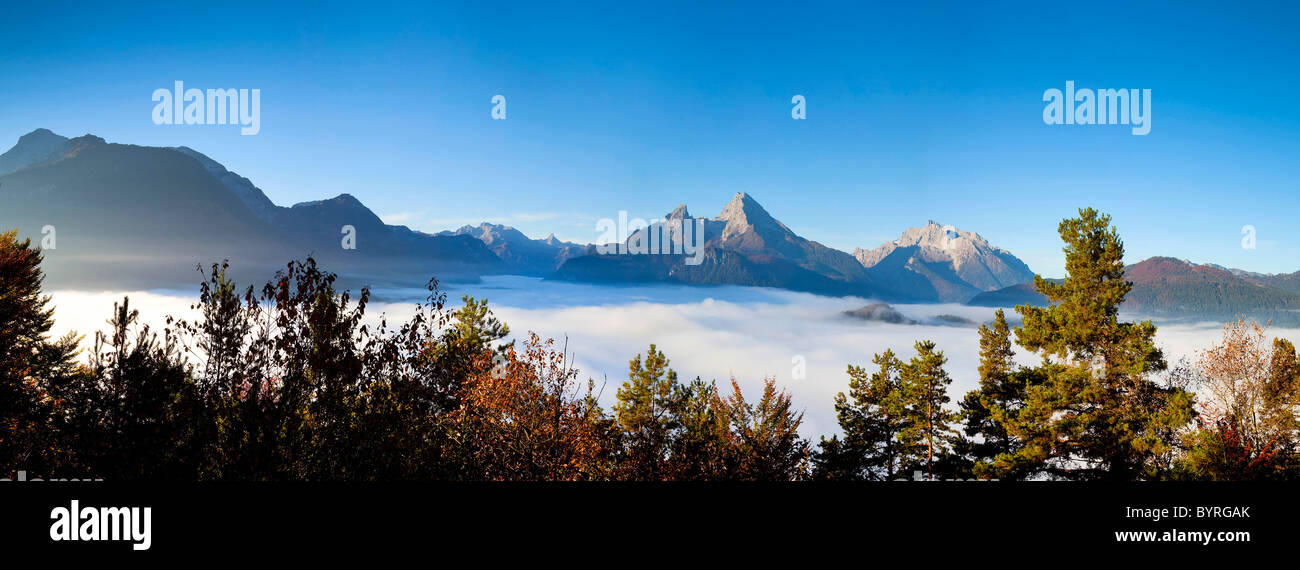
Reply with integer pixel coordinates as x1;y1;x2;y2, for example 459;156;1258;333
555;192;876;297
715;192;789;239
717;192;769;222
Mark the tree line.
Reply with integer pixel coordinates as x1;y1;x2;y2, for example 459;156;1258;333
2;208;1298;481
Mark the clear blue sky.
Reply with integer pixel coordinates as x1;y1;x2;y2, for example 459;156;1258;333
3;1;1298;276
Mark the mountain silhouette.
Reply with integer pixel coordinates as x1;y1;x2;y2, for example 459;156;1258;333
0;129;501;289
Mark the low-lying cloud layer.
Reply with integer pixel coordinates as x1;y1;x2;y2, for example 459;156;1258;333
47;277;1300;440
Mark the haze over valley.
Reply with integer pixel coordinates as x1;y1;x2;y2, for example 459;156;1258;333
9;126;1300;432
7;125;1300;437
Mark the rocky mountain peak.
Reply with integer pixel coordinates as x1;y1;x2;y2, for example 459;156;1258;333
893;221;984;251
855;221;1036;300
717;192;769;222
714;192;791;242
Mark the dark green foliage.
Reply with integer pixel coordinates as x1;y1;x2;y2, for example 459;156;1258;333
64;299;199;479
900;340;958;478
614;344;679;480
0;229;82;476
815;342;960;481
1008;208;1195;480
613;346;810;481
957;309;1043;480
1266;338;1300;448
5;206;1297;481
0;233;810;480
814;350;909;480
665;378;731;480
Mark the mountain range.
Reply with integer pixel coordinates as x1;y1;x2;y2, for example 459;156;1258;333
3;128;1298;326
0;129;1032;301
0;129;501;288
437;223;590;276
549;193;1042;302
969;257;1300;326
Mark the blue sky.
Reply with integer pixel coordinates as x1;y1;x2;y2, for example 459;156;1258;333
2;1;1298;276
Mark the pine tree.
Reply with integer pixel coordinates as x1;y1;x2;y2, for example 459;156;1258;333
958;309;1036;479
1264;337;1300;460
614;344;679;480
447;295;511;356
665;377;729;480
0;229;82;475
1010;208;1195;480
900;340;957;479
815;349;910;480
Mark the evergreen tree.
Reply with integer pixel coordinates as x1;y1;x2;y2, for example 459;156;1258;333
1265;338;1300;462
0;229;83;476
717;378;809;481
420;294;512;415
447;295;511;356
665;377;730;480
900;340;957;479
815;349;910;480
958;309;1038;479
1010;208;1195;480
614;344;679;480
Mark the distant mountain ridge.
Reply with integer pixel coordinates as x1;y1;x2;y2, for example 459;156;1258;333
0;128;501;289
1203;263;1300;295
1123;257;1300;323
438;223;590;276
1;129;1039;300
968;257;1300;326
9;127;1296;323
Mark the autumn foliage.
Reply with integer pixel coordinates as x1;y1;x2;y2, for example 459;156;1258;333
5;211;1300;481
0;231;808;480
